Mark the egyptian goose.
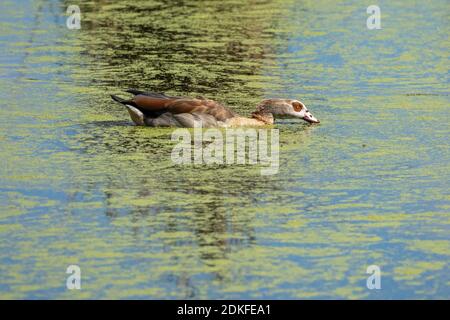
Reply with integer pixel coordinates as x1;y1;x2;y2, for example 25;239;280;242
111;89;320;127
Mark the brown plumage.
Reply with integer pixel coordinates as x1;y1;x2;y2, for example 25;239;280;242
111;90;320;127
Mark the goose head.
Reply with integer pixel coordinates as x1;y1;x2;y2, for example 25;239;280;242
253;99;320;124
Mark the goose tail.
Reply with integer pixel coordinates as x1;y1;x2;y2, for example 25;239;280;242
111;94;131;105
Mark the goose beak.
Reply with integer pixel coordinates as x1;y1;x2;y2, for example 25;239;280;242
303;112;320;124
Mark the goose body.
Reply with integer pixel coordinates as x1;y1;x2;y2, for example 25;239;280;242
111;90;320;127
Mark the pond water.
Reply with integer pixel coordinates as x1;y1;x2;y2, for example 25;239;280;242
0;0;448;299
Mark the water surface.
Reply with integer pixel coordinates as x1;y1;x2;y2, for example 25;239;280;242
0;0;449;299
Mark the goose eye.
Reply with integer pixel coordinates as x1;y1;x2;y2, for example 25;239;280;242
292;102;303;112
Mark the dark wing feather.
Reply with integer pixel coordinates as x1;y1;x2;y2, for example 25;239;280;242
131;96;235;121
126;89;184;100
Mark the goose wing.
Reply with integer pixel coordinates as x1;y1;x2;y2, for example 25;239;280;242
111;91;237;123
165;98;236;121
